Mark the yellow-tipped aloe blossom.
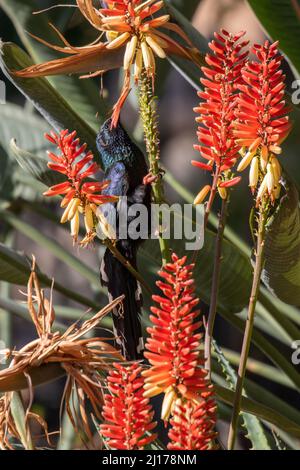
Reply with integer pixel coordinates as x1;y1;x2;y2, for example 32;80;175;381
13;0;201;127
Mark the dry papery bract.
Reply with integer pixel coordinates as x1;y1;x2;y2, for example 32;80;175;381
0;258;123;449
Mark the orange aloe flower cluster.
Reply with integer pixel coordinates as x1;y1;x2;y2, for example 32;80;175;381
100;362;157;450
236;41;292;203
44;129;117;244
192;29;249;205
143;253;216;426
168;399;217;450
14;0;199;127
80;0;198;126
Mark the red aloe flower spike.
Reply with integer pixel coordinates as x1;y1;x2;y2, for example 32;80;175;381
100;362;157;450
168;398;217;450
193;29;249;206
143;253;216;422
43;129;118;245
235;40;292;203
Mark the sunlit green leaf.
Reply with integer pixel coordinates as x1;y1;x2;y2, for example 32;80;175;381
0;242;98;309
10;392;34;450
0;42;100;164
263;174;300;306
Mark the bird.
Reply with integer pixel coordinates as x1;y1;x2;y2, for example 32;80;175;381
96;118;151;360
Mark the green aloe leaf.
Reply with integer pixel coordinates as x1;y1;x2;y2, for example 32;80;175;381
247;0;300;76
10;138;64;188
0;0;106;129
0;102;49;202
164;2;207;88
0;42;101;164
218;347;295;390
167;0;200;20
0;242;98;309
10;392;34;450
262;174;300;306
221;308;300;392
1;208;101;288
215;384;300;438
0;103;48;156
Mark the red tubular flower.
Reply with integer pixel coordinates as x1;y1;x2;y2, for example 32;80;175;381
143;253;216;423
193;29;248;204
44;130;117;244
168;399;217;450
100;362;157;450
235;40;292;202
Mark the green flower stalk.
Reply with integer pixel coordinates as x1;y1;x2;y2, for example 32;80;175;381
138;71;170;264
228;40;292;450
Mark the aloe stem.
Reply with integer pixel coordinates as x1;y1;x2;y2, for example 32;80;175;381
205;196;228;375
138;72;170;264
227;209;267;449
192;169;220;267
204;171;220;227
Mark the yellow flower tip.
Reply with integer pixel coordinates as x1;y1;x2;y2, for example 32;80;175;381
123;35;138;70
256;174;268;204
146;35;166;59
271;155;282;181
134;48;143;82
106;31;119;42
60;198;74;224
260;145;269;172
67;198;81;222
60;198;69;209
161;387;177;421
249;156;259;190
249;137;262;153
217;186;227;200
269;144;282;155
266;163;275;195
106;31;130;50
84;204;95;233
237;149;256;172
239;146;247;157
147;46;156;77
70;210;80;241
193;185;211;205
274;184;282;200
141;40;153;72
143;385;163;399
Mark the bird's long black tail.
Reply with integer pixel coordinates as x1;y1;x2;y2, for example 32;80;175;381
100;244;144;360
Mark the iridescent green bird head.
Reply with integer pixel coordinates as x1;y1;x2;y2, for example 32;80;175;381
96;118;146;174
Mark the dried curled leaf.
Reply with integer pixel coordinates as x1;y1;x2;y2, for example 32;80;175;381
0;259;124;447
